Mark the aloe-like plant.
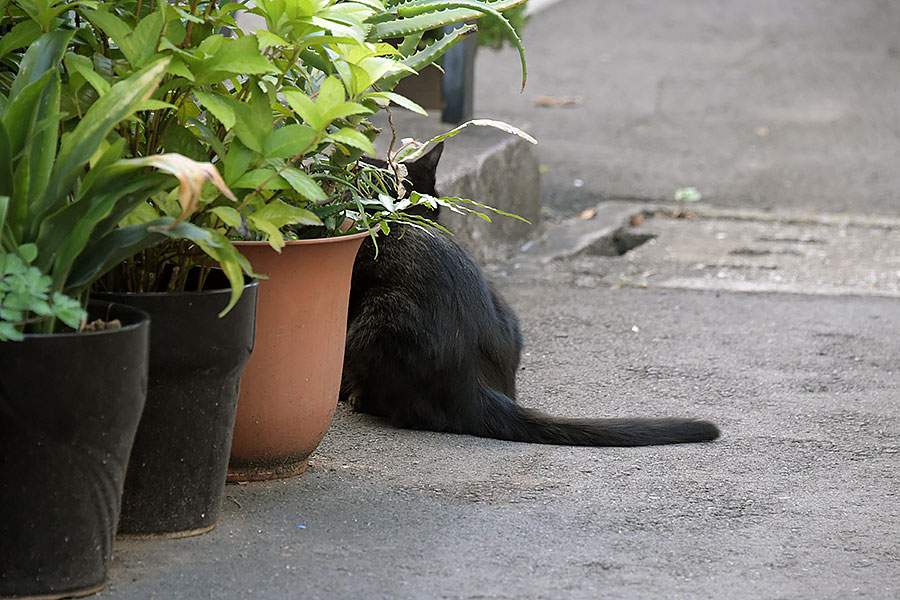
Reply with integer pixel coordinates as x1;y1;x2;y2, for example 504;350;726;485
372;0;527;90
0;32;250;338
476;1;529;50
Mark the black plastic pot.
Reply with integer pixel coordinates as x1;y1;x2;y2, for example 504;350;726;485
0;301;150;599
93;270;257;537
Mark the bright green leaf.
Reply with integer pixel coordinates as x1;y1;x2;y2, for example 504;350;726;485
209;206;244;229
283;87;325;131
233;169;292;190
328;127;375;155
198;34;279;80
263;124;317;159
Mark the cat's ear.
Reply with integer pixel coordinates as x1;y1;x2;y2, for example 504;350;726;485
414;141;444;171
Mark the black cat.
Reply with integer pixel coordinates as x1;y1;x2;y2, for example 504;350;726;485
340;144;719;446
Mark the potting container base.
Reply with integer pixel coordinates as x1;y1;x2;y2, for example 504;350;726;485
1;579;108;600
117;522;216;540
226;457;309;483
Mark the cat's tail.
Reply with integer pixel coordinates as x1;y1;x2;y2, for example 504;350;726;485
469;387;719;446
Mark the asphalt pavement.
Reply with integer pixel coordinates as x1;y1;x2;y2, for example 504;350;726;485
97;1;899;598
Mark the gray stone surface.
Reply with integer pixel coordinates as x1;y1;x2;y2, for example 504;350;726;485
93;1;900;598
475;0;900;219
516;202;900;298
99;282;899;600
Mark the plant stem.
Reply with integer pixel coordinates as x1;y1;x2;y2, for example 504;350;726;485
181;0;201;49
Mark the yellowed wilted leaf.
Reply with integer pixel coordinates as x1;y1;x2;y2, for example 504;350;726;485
134;153;237;229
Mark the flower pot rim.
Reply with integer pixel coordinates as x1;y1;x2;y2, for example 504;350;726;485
232;228;374;248
6;301;150;341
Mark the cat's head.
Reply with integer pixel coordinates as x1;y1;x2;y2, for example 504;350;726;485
401;141;444;198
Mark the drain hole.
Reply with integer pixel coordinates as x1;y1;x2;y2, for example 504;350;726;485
585;227;657;257
614;230;656;255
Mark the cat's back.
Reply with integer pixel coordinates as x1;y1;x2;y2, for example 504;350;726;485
351;226;487;305
347;226;520;356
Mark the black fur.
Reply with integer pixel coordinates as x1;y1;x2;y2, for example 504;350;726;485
341;145;719;446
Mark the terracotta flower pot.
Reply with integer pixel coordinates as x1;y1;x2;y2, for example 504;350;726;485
227;231;369;481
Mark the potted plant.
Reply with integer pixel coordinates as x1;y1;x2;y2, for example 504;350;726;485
0;0;297;537
213;0;531;480
0;31;241;597
2;0;531;484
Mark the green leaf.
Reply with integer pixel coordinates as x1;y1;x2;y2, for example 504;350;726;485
194;90;236;130
263;124;317;159
328;127;375;155
209;206;244;229
0;20;43;62
223;138;253;186
379;22;474;91
138;99;178;111
50;291;87;329
117;199;159;227
363;91;426;115
196;34;279;82
185;227;254;316
163;124;208;163
82;8;138;66
166;56;195;81
369;0;525;38
352;56;397;96
16;0;98;31
130;9;164;67
0;195;8;234
249;199;322;229
280;166;327;201
36;169;166;289
17;243;38;263
283;87;325;131
66;219;169;291
4;68;62;233
246;214;285;251
0;127;10;198
9;30;73;100
255;29;289;49
317;75;346;112
0;322;24;342
41;58;171;221
325;101;372;122
3;69;57;156
64;52;110;95
233;169;292;190
225;91;271;153
397;118;536;162
187;117;227;159
194;32;225;55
